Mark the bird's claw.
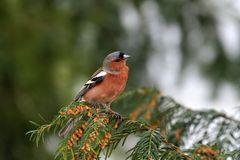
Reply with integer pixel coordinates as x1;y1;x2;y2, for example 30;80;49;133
107;109;123;120
113;112;122;120
92;103;100;109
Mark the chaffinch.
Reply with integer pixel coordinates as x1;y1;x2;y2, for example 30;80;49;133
59;51;130;137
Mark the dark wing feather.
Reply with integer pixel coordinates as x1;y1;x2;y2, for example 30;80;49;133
59;68;106;138
74;68;105;102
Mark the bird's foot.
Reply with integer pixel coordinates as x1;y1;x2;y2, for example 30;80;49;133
92;103;100;109
106;109;122;120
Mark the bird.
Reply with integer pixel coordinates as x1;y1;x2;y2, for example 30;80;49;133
58;51;130;138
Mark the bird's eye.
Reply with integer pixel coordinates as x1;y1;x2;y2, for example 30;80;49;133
118;52;124;59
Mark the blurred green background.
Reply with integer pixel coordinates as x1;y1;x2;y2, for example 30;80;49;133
0;0;240;159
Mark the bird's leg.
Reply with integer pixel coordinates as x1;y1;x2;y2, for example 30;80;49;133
104;103;122;120
92;102;100;109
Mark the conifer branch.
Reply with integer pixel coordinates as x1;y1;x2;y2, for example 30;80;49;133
27;87;240;159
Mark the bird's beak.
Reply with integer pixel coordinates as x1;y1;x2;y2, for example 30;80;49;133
123;54;131;59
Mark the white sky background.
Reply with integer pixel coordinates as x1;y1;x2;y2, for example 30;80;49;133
121;0;240;118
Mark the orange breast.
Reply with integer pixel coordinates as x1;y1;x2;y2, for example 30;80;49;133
83;66;128;104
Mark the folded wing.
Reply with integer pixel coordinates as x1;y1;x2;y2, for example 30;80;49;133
74;68;107;102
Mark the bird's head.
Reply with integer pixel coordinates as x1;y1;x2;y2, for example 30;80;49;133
104;51;130;63
103;51;131;74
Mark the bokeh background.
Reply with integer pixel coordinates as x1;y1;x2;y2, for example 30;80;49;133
0;0;240;159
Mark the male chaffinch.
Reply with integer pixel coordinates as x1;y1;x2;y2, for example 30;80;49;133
59;51;130;137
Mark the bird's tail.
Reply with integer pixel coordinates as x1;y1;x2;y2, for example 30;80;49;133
58;115;83;138
58;118;74;138
58;98;84;138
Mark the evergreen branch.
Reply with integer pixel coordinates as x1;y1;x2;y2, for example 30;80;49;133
152;96;240;150
27;87;240;159
105;120;149;158
126;129;191;160
212;112;240;124
26;115;63;147
160;136;192;160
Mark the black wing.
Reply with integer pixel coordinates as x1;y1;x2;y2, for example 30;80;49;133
74;68;106;102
